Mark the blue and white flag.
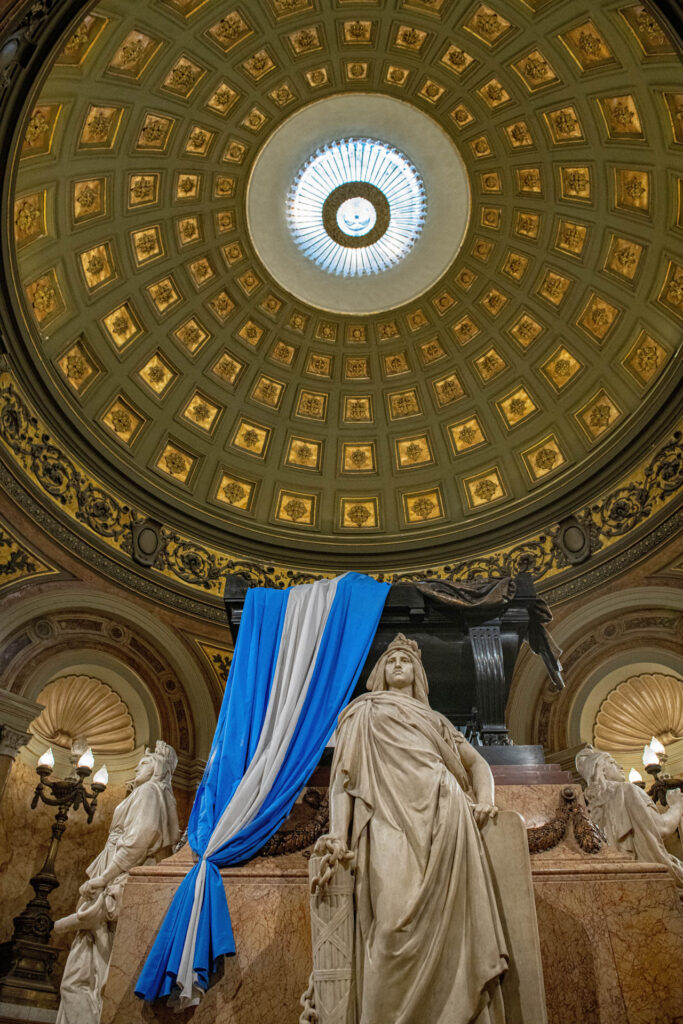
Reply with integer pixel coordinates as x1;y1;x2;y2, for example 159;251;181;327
136;571;389;1006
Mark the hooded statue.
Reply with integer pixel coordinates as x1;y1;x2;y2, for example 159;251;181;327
320;633;508;1024
55;741;179;1024
575;744;683;888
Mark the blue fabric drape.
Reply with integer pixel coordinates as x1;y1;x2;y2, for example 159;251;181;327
136;572;388;1002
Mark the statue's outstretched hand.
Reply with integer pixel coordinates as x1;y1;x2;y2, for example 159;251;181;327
310;834;354;897
472;803;498;828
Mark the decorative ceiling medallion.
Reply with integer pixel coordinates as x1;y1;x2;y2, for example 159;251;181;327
215;471;255;511
285;436;322;471
181;391;222;434
540;346;583;392
448;416;486;455
395;434;433;469
287;138;426;276
521;434;567;481
339;496;380;530
559;20;616;72
508;312;543;349
128;173;159;208
575;388;622;442
211;350;244;387
57;336;100;396
156;440;196;483
72;179;105;223
463;467;506;510
613;168;650;213
56;14;108;67
342;395;372;423
296;389;328;420
107;29;161;79
102;389;143;438
402;486;445;524
102;302;142;351
618;5;675;57
621;330;669;388
14;191;47;247
22;104;61;158
25;269;65;328
232;418;271;457
341;442;376;474
496;385;538;429
275;489;317;526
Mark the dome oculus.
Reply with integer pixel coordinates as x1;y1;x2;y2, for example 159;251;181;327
286;138;426;277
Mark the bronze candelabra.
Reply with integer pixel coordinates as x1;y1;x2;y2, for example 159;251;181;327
0;747;107;1009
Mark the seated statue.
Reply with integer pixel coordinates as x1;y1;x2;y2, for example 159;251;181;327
54;741;179;1024
313;633;508;1024
575;744;683;888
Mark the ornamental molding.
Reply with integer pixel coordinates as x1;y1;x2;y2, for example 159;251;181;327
0;370;680;605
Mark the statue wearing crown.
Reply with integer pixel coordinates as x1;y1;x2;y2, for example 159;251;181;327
54;741;180;1024
310;633;508;1024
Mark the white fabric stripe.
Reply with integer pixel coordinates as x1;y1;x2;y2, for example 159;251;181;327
174;575;344;1006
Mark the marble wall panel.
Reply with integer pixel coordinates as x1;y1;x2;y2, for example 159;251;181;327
102;854;312;1024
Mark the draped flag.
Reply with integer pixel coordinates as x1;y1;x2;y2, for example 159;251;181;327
136;572;389;1006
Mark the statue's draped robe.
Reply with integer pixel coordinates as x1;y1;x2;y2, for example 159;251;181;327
334;690;508;1024
56;782;175;1024
587;780;683;888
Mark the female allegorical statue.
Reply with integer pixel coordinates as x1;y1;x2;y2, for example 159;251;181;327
318;633;508;1024
54;741;179;1024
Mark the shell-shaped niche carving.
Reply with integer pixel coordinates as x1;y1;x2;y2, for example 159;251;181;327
594;672;683;751
31;675;135;753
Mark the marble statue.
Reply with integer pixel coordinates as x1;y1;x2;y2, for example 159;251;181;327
54;741;179;1024
313;633;508;1024
575;744;683;888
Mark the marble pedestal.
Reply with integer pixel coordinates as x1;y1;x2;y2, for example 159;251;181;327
0;1003;57;1024
101;785;683;1024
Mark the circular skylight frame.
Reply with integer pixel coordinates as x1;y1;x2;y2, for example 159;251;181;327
247;94;471;315
286;137;427;277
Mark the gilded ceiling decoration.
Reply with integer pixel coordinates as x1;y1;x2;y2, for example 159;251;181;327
594;671;683;750
0;368;680;593
3;0;682;563
30;674;136;752
0;513;58;591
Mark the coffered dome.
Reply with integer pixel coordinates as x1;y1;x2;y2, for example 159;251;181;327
5;0;681;569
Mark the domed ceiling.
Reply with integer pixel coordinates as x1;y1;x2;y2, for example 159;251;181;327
5;0;682;563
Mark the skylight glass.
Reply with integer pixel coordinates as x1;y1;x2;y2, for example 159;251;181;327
286;138;426;277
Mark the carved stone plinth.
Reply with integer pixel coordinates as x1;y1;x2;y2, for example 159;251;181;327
101;784;683;1024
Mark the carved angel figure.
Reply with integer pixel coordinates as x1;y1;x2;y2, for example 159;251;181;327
54;741;179;1024
315;633;508;1024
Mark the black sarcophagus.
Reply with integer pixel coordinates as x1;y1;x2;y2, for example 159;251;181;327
223;572;563;750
